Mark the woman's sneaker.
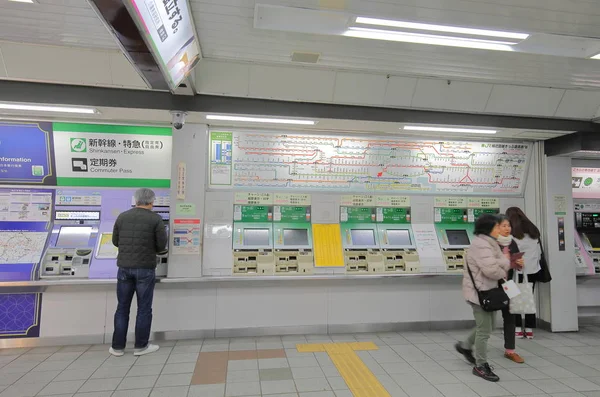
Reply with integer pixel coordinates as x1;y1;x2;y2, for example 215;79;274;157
525;329;534;339
473;363;500;382
515;327;524;339
455;343;475;364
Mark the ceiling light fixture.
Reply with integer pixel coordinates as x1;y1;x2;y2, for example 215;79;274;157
0;103;97;114
343;27;515;51
403;126;497;134
355;17;529;41
206;115;316;125
8;0;36;3
592;53;600;59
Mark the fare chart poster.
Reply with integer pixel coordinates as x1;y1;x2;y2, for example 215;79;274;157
53;123;173;188
208;130;533;196
0;122;56;185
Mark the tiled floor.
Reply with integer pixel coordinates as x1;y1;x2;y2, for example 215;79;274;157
4;326;600;396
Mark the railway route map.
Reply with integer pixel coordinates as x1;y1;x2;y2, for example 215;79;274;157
0;232;48;264
209;131;532;195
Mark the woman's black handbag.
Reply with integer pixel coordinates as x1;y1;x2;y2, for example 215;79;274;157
466;260;510;312
537;239;552;283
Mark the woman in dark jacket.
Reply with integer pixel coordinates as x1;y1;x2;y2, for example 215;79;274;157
497;215;525;363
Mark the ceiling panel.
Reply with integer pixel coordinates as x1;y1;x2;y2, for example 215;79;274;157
0;0;118;49
190;0;600;89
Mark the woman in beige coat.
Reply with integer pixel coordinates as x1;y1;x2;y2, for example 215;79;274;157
455;213;510;382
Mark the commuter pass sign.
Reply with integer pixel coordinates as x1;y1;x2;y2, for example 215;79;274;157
53;123;172;188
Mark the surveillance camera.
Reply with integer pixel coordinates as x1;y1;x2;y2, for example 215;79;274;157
170;111;187;130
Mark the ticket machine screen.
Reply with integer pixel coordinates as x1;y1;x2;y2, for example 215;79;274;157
283;229;309;246
56;226;93;247
587;232;600;249
446;229;470;246
350;229;376;246
386;229;411;245
243;228;270;246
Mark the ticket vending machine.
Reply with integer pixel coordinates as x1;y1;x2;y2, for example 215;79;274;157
340;204;384;273
272;204;313;275
232;204;275;275
574;210;600;273
434;198;499;272
40;210;100;278
377;224;420;273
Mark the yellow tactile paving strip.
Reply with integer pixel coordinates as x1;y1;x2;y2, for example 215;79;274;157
297;342;391;397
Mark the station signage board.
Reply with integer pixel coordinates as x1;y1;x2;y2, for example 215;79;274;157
0;122;56;185
53;123;172;188
126;0;201;90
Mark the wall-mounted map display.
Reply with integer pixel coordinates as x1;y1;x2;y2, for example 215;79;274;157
209;131;532;196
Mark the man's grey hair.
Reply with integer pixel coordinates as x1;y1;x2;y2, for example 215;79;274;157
134;188;156;206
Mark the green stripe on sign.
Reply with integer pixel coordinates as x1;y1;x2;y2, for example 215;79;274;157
57;178;170;188
53;123;172;136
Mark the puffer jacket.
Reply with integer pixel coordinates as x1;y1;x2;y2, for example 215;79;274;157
463;234;510;305
112;207;168;269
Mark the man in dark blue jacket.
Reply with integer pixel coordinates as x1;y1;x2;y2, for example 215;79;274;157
109;188;168;357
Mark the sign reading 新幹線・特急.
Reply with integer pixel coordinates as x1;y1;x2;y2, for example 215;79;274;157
53;123;172;188
0;122;56;185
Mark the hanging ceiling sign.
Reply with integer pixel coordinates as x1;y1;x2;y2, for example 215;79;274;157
126;0;201;90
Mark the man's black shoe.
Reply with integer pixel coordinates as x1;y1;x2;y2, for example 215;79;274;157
473;363;500;382
455;343;475;364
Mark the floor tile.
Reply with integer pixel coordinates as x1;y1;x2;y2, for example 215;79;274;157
225;381;261;397
560;378;600;392
117;375;158;390
161;362;195;375
499;380;544;395
466;381;512;397
228;360;258;371
127;364;164;377
227;369;260;383
261;380;297;394
0;382;46;397
54;368;96;382
291;367;324;380
155;373;193;388
112;389;151;397
78;377;122;393
259;359;289;370
149;386;189;397
260;368;294;381
188;383;226;396
166;354;199;364
435;383;479;397
529;378;576;393
294;378;330;393
38;380;86;396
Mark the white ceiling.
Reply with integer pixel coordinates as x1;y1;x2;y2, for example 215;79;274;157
0;107;572;141
190;0;600;89
0;0;118;49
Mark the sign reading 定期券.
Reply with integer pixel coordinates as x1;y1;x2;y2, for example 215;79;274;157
53;123;172;188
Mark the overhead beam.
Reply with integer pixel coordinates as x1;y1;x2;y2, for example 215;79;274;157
0;80;598;133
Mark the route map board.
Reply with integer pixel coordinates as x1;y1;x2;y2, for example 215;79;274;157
208;131;532;196
0;231;48;264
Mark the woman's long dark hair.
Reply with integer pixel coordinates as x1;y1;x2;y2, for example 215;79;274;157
506;207;540;240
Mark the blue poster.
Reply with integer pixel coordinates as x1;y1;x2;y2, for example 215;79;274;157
0;122;56;185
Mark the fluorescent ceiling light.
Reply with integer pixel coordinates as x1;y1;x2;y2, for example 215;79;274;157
592;53;600;59
206;115;316;125
355;17;529;41
0;103;97;114
343;28;515;52
8;0;36;3
403;126;497;134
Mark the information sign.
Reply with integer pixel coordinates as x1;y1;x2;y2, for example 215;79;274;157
0;122;56;185
53;123;172;188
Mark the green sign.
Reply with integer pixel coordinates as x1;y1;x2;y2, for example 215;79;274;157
437;208;468;224
342;207;375;223
176;203;196;215
240;205;270;222
380;208;411;224
276;206;310;223
53;123;172;188
473;208;499;218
